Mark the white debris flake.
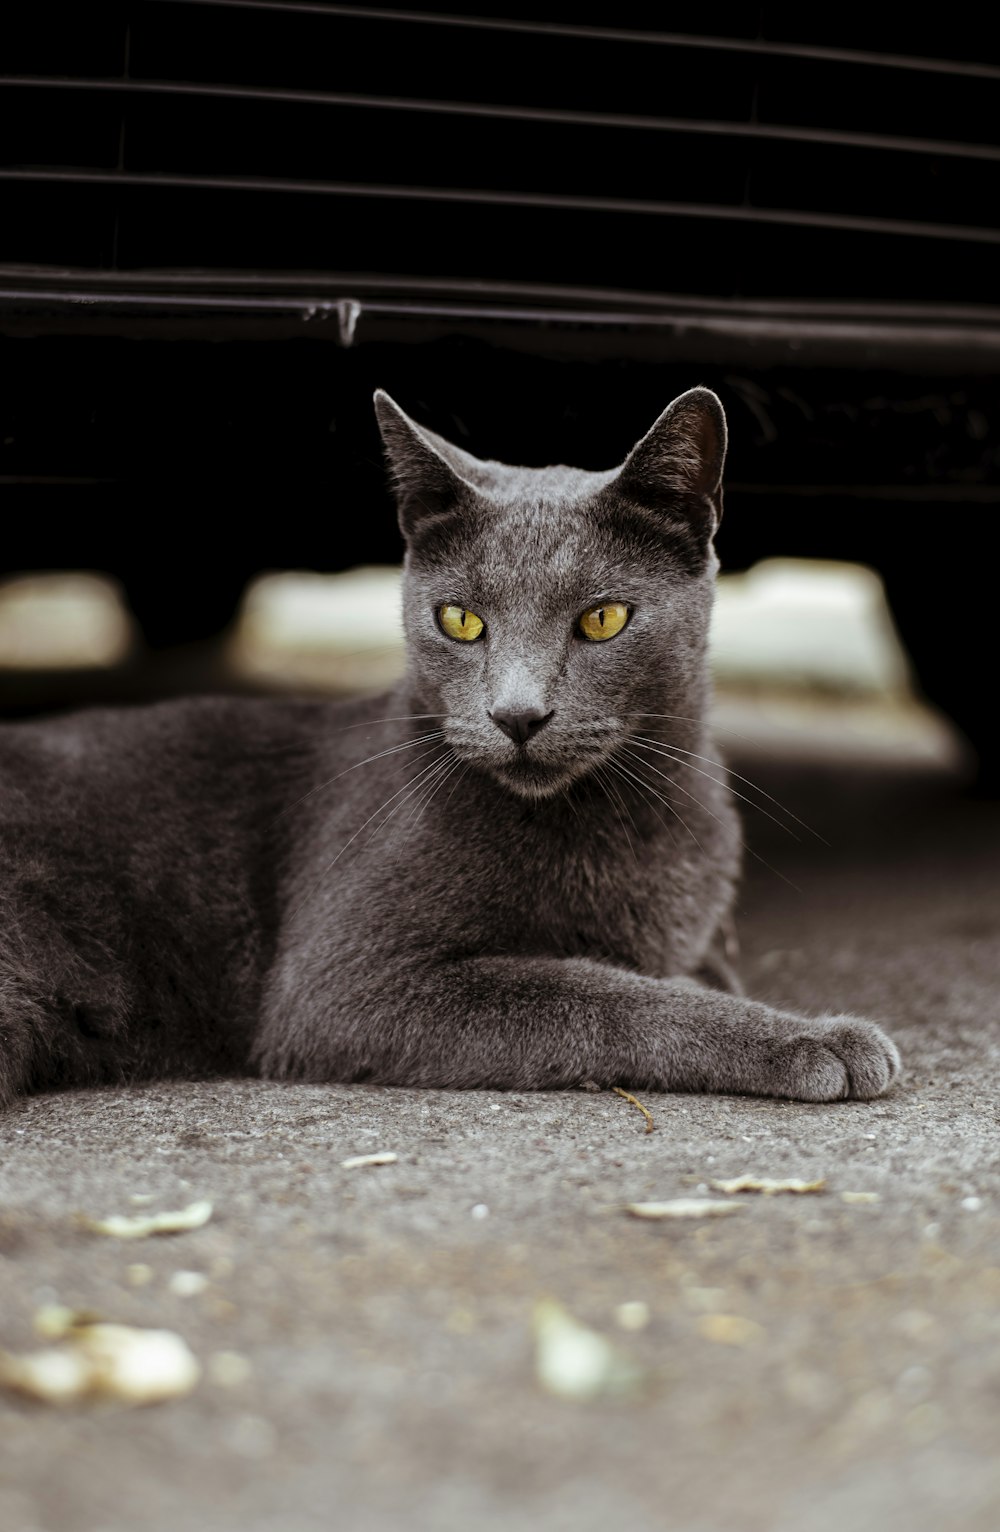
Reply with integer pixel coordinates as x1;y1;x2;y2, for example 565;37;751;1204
1;1318;200;1406
340;1152;398;1169
168;1271;209;1297
626;1199;741;1220
533;1299;641;1402
614;1301;651;1332
710;1176;826;1196
81;1198;214;1239
841;1191;881;1205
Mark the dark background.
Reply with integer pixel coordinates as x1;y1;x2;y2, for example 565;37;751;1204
2;2;998;769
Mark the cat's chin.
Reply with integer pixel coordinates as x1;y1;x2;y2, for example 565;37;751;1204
488;756;584;801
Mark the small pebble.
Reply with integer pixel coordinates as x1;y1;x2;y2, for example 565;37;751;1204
168;1270;208;1298
471;1204;490;1220
892;1309;935;1340
208;1351;252;1388
614;1301;650;1332
895;1364;933;1402
223;1413;276;1460
961;1196;982;1212
697;1314;765;1347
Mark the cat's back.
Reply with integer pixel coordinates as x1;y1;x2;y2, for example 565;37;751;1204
0;692;363;827
0;690;394;1091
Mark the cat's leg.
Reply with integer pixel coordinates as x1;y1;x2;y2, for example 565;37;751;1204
0;951;133;1107
0;974;61;1107
258;954;900;1102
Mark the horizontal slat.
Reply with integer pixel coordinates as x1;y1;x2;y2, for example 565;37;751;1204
3;166;999;247
5;5;999;305
6;280;1000;375
160;1;1000;81
3;74;999;164
727;483;1000;501
6;264;1000;326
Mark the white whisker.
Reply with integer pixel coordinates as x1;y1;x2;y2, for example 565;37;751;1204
592;763;638;863
609;756;703;854
273;731;446;822
333;713;446;732
621;746;801;893
632;733;825;843
290;748;450;924
396;754;467;858
631;737;804;843
365;752;454;850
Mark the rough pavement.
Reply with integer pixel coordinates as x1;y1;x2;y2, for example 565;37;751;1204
1;743;998;1532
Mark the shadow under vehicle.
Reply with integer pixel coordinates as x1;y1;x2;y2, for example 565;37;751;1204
2;3;998;780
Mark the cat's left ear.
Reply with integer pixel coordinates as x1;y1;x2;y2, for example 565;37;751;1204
615;387;727;536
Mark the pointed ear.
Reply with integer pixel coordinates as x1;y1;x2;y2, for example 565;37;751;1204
615;387;727;537
374;390;481;540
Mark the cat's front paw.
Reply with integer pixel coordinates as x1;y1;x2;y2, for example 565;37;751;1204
773;1015;901;1102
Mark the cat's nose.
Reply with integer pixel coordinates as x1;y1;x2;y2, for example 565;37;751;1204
490;707;554;746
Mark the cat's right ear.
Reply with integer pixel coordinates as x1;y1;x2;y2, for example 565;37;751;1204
374;391;476;540
615;387;728;540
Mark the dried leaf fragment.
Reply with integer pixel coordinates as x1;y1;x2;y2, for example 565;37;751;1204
533;1299;642;1401
626;1199;741;1220
610;1087;655;1133
81;1199;214;1239
340;1152;397;1169
710;1176;826;1196
1;1322;200;1406
0;1346;92;1405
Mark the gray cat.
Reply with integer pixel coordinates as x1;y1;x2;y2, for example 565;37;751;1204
0;387;900;1107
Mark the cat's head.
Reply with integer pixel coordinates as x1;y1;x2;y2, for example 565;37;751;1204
376;388;726;801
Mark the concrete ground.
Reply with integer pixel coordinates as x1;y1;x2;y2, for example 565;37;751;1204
1;710;998;1532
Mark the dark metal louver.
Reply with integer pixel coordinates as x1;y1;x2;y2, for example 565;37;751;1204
3;1;1000;350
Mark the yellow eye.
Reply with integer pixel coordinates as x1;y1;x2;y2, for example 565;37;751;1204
438;604;485;642
578;602;631;642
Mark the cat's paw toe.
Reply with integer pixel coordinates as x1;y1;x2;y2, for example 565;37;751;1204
821;1014;901;1099
779;1016;901;1102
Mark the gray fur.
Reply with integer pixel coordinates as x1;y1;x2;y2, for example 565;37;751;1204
0;388;901;1107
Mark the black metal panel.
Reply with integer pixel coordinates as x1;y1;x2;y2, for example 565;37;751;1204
3;2;999;303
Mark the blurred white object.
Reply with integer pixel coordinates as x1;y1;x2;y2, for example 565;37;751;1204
532;1298;642;1401
711;558;911;695
230;558;912;699
229;566;404;691
0;572;135;669
224;557;960;772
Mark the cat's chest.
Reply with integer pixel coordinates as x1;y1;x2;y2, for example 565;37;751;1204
355;798;725;978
